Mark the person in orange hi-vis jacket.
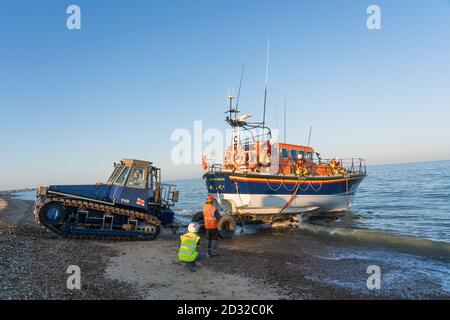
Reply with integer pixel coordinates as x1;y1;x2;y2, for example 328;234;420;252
202;195;221;256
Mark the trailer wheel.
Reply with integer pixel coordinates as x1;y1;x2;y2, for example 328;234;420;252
218;214;236;239
191;211;206;234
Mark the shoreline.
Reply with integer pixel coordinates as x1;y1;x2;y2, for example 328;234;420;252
1;192;449;300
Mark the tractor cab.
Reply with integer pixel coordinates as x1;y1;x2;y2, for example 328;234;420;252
107;159;179;210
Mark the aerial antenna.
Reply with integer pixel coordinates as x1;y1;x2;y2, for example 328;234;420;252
236;63;245;110
275;104;278;132
262;38;270;128
284;95;287;143
307;126;313;146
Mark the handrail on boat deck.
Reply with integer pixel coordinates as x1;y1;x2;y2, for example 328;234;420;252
206;157;366;176
314;158;367;175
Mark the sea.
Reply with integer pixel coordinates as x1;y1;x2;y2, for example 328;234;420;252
12;160;450;297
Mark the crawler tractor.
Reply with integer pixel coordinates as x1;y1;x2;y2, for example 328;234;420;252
34;159;179;240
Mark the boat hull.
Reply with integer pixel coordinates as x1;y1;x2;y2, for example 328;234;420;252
203;171;365;216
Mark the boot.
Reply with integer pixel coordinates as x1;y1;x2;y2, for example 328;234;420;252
206;239;212;255
210;240;218;256
188;262;197;272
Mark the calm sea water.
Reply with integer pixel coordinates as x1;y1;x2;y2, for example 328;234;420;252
352;160;450;243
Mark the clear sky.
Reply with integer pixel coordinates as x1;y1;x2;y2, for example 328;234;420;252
1;0;449;190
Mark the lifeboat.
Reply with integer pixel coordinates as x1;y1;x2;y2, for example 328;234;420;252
202;96;366;224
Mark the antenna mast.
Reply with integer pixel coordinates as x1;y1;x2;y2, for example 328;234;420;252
236;63;245;110
284;95;287;143
262;38;270;128
275;104;278;133
307;126;313;146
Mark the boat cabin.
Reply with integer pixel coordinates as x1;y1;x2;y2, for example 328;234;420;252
223;140;318;174
278;143;315;175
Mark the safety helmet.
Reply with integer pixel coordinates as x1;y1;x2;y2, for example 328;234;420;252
188;222;200;233
206;195;214;203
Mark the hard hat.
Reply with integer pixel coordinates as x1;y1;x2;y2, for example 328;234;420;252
206;195;214;203
188;222;200;233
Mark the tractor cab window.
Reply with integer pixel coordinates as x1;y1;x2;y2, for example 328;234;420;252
114;167;130;186
147;179;155;201
147;168;156;201
108;165;124;184
127;167;146;189
281;148;289;159
290;149;297;160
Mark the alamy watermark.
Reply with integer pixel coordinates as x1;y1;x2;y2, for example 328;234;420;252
170;121;280;165
366;265;381;290
63;5;381;32
367;5;382;30
66;265;81;290
66;5;81;30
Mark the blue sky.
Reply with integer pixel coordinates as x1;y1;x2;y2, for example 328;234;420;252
0;0;449;190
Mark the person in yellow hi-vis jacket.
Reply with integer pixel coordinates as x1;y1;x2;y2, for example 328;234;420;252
178;222;208;271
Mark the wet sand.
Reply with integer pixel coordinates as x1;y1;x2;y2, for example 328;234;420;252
1;192;448;300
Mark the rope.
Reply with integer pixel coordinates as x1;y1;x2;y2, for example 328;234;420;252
310;180;323;192
282;177;298;192
298;179;310;192
216;190;223;209
277;182;301;216
265;178;283;192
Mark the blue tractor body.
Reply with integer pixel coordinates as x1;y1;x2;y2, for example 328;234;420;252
35;159;179;240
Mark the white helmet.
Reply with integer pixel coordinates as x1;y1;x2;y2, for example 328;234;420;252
188;222;200;233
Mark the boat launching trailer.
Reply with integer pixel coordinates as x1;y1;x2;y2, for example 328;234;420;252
185;205;322;239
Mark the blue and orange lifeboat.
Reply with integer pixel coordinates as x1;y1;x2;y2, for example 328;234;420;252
202;101;366;223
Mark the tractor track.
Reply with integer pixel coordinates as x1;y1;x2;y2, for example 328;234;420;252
35;197;162;241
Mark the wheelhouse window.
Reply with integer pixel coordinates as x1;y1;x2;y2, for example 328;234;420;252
306;152;313;161
298;150;305;159
290;149;297;160
127;167;146;189
281;148;289;159
114;167;130;186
